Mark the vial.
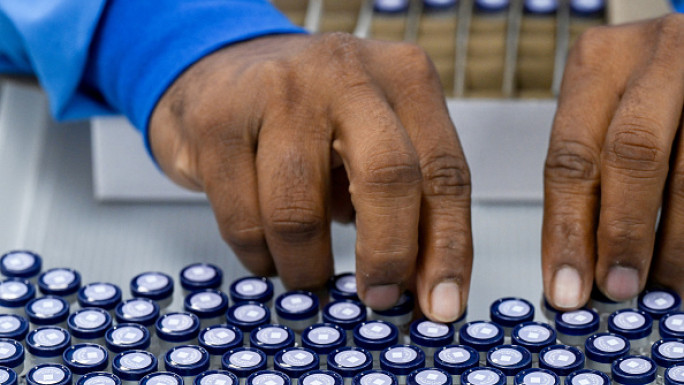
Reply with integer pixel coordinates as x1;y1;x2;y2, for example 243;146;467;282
26;363;72;385
660;312;684;340
229;277;274;307
302;323;347;369
409;319;455;367
221;347;267;385
511;322;557;365
0;314;29;341
353;321;399;367
246;370;290;385
155;312;201;360
569;0;604;15
38;268;81;308
355;370;399;385
486;345;532;385
114;298;160;337
554;309;600;348
111;350;157;385
407;368;452;385
67;308;112;346
328;347;374;385
379;345;426;385
583;333;630;374
249;324;295;368
184;289;230;329
25;326;71;368
0;251;42;284
329;273;359;302
105;323;151;356
460;367;506;385
373;0;410;13
0;339;23;375
651;339;684;379
180;263;223;296
130;272;174;311
198;324;243;370
639;289;682;341
538;345;585;383
453;311;468;338
273;347;320;384
522;0;557;14
474;0;510;12
139;372;184;385
665;365;684;385
564;369;609;385
61;344;109;383
458;321;505;363
25;296;70;330
490;298;535;339
77;283;122;316
194;370;239;385
539;297;558;326
164;345;211;384
0;367;16;385
434;345;479;385
589;287;634;332
611;356;657;385
0;278;35;316
275;291;320;334
607;309;653;355
513;368;559;385
323;300;367;342
76;372;121;385
300;370;344;385
370;292;414;341
225;301;271;343
422;0;458;11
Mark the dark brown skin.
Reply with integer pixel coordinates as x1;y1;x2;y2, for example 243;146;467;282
543;14;684;310
149;33;473;322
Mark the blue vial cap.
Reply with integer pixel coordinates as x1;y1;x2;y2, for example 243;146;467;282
612;356;656;385
329;273;359;301
194;370;239;385
0;314;29;340
302;323;347;355
569;0;604;16
555;309;600;336
538;345;585;377
328;347;374;378
300;370;344;385
459;321;504;352
487;345;533;376
434;345;479;375
105;323;151;353
323;300;367;331
661;312;684;339
221;347;267;378
112;350;158;381
274;347;320;378
565;369;609;385
0;367;17;385
226;301;270;332
131;272;174;302
666;365;684;385
407;368;451;385
410;319;454;348
355;370;398;385
652;339;684;368
77;282;122;310
373;291;414;318
0;251;41;279
461;368;506;385
423;0;459;11
490;298;535;328
475;0;510;12
25;296;70;326
608;309;653;340
247;370;291;385
155;312;201;343
0;339;23;369
184;289;230;319
249;324;295;355
199;324;243;355
164;345;211;376
26;327;71;357
353;321;398;352
275;291;319;321
76;372;121;385
511;322;557;354
26;364;71;385
140;372;183;385
524;0;558;14
38;268;81;297
67;308;112;339
639;289;682;320
374;0;410;13
379;345;426;376
114;298;160;327
584;333;630;364
513;368;559;385
62;343;108;375
229;277;274;304
0;278;35;308
181;263;223;292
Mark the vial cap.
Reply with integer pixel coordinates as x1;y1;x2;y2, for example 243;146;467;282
249;325;295;355
353;321;399;351
246;371;290;385
131;272;174;301
569;0;604;16
0;315;29;340
410;319;455;348
76;372;121;385
511;322;557;353
461;368;506;385
486;345;532;376
115;298;160;326
199;324;243;355
0;251;41;279
611;356;657;385
379;345;426;375
194;371;239;385
302;323;346;354
329;273;359;301
434;345;479;375
0;279;35;308
105;323;151;353
62;344;108;374
25;296;69;325
155;312;200;342
300;370;344;385
373;291;414;317
584;333;630;364
226;302;270;332
328;347;374;378
180;263;223;291
459;321;504;351
222;347;267;377
513;368;559;385
38;268;81;296
0;339;23;368
26;327;71;357
323;300;367;330
475;0;510;12
229;277;273;304
164;345;210;376
407;368;451;385
26;364;71;385
373;0;410;13
112;350;157;381
67;308;112;339
651;339;684;368
275;291;319;320
608;309;653;340
77;282;121;310
0;367;17;385
354;370;399;385
423;0;459;11
184;289;229;318
524;0;558;14
565;370;609;385
490;298;535;328
538;345;585;377
555;309;600;336
140;372;183;385
274;347;320;378
666;365;684;385
639;289;682;320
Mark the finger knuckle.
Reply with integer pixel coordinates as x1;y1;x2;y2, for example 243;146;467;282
361;150;422;189
604;121;667;173
600;217;651;254
267;204;326;242
545;140;600;182
654;14;684;51
391;43;439;83
318;32;364;67
567;26;615;72
421;151;471;198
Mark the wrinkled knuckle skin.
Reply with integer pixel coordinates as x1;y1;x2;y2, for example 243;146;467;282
600;218;651;260
654;14;684;52
421;152;471;198
390;43;440;84
267;204;327;243
361;150;422;189
317;32;364;68
545;140;600;183
604;124;667;174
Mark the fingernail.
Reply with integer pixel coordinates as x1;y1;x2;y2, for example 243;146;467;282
605;266;640;301
553;266;582;309
364;284;400;310
431;282;461;322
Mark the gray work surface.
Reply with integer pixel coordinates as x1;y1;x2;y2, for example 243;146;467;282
0;82;544;321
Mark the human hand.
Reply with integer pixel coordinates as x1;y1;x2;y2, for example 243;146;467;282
149;33;472;322
543;14;684;309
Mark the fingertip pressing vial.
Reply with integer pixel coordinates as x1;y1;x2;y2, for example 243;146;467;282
0;339;23;375
26;295;70;330
665;365;684;385
38;268;81;307
199;324;243;370
139;372;184;385
584;333;630;374
460;367;506;385
328;347;374;385
25;326;71;368
131;272;174;311
564;369;609;385
230;277;274;307
0;278;35;316
105;323;151;356
638;289;682;340
370;292;415;341
408;368;452;385
589;287;633;332
554;309;600;348
274;347;320;384
0;251;42;283
302;323;346;369
379;345;426;385
114;298;160;337
651;339;684;379
0;314;29;341
611;356;656;385
660;312;684;340
607;309;653;355
490;298;535;338
329;273;359;302
434;345;479;385
67;308;112;346
275;291;320;333
111;350;157;385
26;363;72;385
373;0;410;13
246;370;290;385
300;370;344;385
180;263;223;296
184;289;230;329
155;313;201;362
513;368;559;385
538;345;585;382
323;300;367;342
409;319;455;366
0;367;16;385
194;370;239;385
164;345;211;384
511;322;556;365
355;370;399;385
249;324;295;367
77;283;122;315
221;347;267;384
76;372;121;385
459;321;504;363
62;344;108;383
226;301;271;343
486;345;532;385
523;0;557;14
